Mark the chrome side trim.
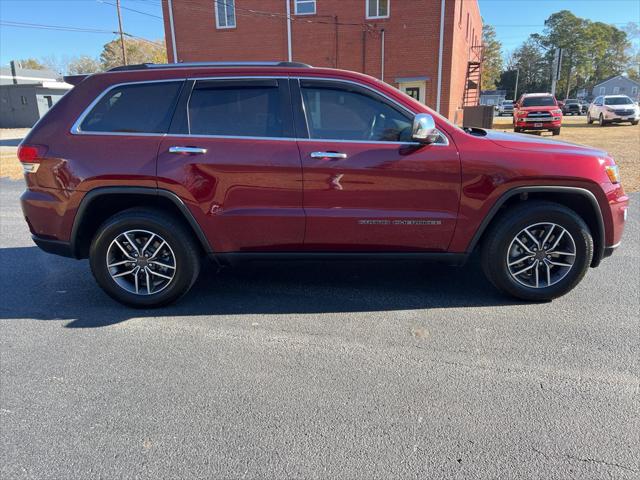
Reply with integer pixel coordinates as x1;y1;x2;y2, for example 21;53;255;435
69;75;450;146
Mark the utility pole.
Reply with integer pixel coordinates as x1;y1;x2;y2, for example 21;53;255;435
513;68;519;101
551;48;563;97
116;0;128;66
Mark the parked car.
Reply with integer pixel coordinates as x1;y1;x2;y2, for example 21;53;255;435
513;93;563;135
498;100;514;116
19;62;628;307
587;95;640;126
562;99;585;115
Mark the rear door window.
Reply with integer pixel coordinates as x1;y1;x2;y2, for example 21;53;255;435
187;79;290;138
79;81;183;133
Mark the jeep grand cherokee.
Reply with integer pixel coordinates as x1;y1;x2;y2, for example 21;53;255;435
19;62;628;307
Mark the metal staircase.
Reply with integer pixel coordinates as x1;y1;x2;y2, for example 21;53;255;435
463;46;485;107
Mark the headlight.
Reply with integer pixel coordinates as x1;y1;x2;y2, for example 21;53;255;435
605;165;620;184
551;109;562;115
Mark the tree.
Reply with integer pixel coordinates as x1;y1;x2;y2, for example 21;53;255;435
623;22;640;80
481;24;503;90
498;37;549;97
16;58;45;70
68;56;103;75
531;10;630;98
100;37;167;69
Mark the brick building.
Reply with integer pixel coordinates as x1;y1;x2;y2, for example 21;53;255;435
162;0;482;121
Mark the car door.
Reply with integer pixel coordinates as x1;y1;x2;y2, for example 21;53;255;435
292;78;461;252
156;77;304;252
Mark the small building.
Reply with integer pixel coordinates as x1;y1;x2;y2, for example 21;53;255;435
0;65;72;127
162;0;483;122
591;75;640;101
480;89;506;107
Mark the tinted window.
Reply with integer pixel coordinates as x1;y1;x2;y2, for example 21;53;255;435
188;80;285;137
604;96;633;105
301;81;412;142
522;96;557;107
80;81;182;133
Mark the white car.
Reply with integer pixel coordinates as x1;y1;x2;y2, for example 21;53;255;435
587;95;640;126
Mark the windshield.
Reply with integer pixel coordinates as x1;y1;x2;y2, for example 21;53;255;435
502;101;513;106
566;100;579;105
522;96;557;107
604;96;633;105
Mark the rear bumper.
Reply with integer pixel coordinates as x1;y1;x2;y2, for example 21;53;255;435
32;235;74;257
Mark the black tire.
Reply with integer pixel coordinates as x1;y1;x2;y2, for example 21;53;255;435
89;208;201;308
587;113;593;124
632;120;639;126
552;128;561;136
514;127;521;133
481;201;593;301
599;114;607;127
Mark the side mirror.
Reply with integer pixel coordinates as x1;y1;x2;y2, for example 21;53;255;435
412;113;440;144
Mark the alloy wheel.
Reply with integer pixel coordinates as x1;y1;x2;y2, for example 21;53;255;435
506;222;577;289
106;229;176;295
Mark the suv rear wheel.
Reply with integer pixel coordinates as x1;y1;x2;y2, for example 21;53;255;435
89;209;201;308
481;201;593;301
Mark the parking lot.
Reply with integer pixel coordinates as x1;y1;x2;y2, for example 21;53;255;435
1;167;639;478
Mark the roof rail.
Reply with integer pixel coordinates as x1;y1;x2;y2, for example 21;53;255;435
108;61;312;72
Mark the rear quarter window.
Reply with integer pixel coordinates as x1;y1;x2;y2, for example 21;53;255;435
78;81;183;134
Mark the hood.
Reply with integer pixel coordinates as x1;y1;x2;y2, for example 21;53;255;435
481;129;608;157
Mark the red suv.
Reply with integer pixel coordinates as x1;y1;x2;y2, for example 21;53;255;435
513;93;563;135
19;62;628;307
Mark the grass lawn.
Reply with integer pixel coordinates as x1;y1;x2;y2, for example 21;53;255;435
2;117;639;191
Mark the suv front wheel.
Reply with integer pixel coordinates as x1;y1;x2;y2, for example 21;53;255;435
481;201;593;301
89;209;201;308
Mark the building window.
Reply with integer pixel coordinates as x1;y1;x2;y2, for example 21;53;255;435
44;95;53;108
215;0;236;29
20;96;28;105
366;0;389;19
599;87;606;95
295;0;316;15
405;87;420;101
613;86;620;94
632;87;638;95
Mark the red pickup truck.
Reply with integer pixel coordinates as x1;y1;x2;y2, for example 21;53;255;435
513;93;563;135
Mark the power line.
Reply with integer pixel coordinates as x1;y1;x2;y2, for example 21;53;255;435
0;20;164;46
97;0;163;19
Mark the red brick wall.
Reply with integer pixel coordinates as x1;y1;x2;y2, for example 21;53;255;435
162;0;481;120
440;0;482;122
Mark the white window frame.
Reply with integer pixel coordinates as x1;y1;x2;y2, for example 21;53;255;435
366;0;390;19
632;86;638;96
294;0;316;15
599;86;606;95
613;86;620;94
215;0;236;29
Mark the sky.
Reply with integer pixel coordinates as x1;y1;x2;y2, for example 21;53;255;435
0;0;638;68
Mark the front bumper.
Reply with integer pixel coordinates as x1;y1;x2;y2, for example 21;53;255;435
604;113;639;122
514;119;562;130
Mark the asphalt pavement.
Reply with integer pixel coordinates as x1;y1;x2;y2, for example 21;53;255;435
1;178;638;479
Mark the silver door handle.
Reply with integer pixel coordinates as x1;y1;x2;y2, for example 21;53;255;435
310;151;348;159
169;146;207;154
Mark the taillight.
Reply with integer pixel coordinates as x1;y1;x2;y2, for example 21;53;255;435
17;144;47;174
